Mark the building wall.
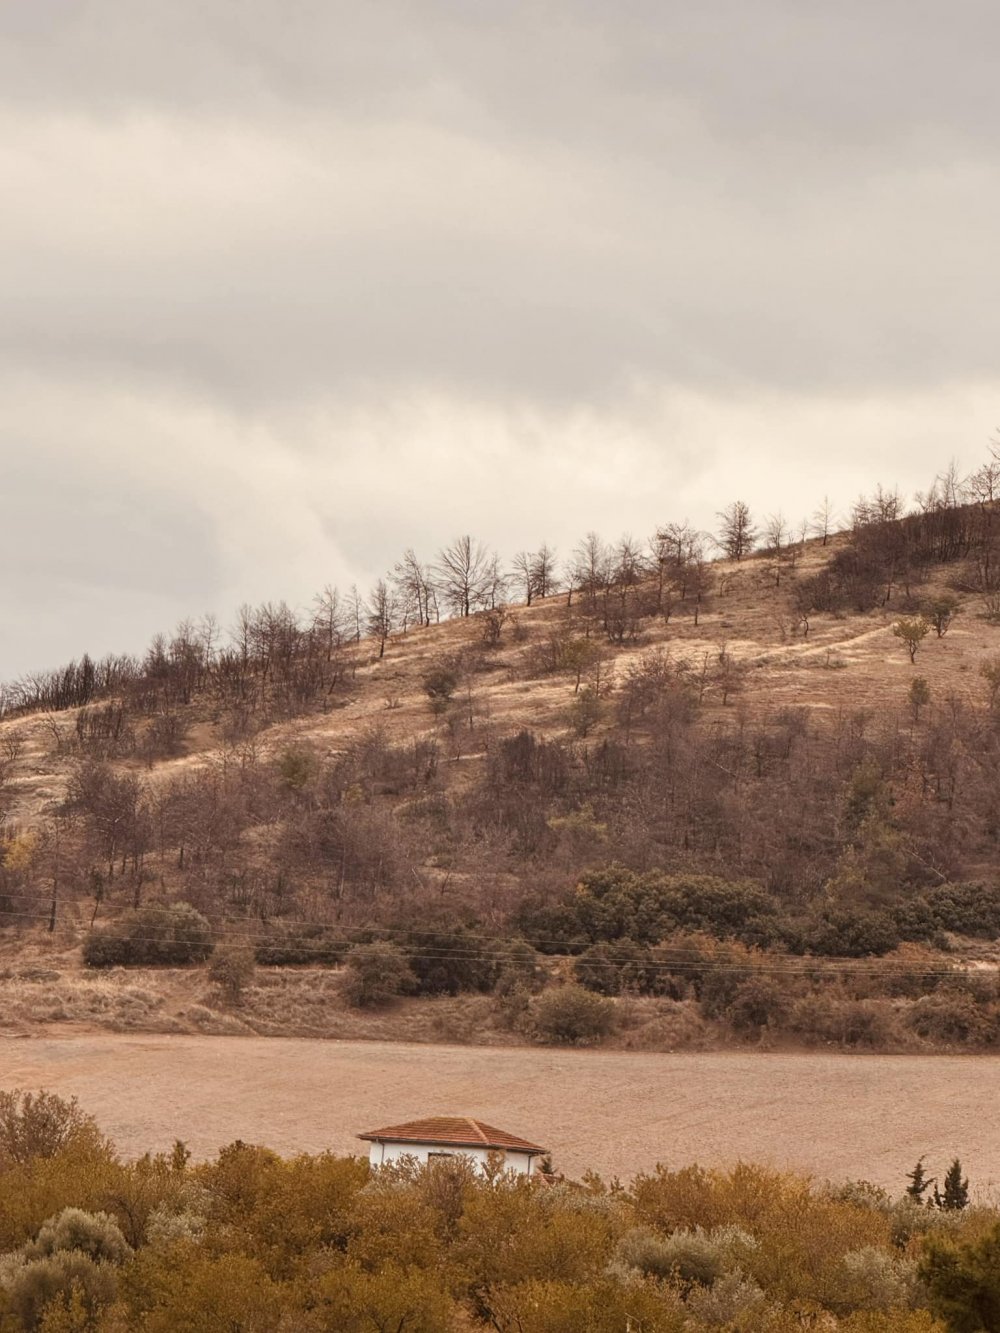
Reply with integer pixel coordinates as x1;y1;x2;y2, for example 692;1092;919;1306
367;1141;536;1175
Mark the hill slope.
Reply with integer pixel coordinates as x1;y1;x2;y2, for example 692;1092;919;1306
3;504;1000;1049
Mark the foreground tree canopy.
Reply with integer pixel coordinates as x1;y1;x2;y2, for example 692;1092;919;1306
0;1089;992;1331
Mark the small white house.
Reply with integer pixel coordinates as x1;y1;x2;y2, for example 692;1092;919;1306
358;1116;548;1176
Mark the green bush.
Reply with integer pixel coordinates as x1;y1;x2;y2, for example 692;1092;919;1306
27;1208;131;1264
83;903;213;968
573;942;632;995
795;907;901;957
253;928;348;966
0;1090;107;1166
724;975;790;1033
341;942;416;1008
532;984;616;1045
899;882;1000;940
208;942;257;1004
403;924;500;997
3;1251;118;1331
906;993;997;1046
526;865;782;952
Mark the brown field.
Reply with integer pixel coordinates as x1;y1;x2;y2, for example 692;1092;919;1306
3;1034;999;1196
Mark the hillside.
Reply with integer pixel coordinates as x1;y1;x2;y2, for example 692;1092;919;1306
3;491;1000;1050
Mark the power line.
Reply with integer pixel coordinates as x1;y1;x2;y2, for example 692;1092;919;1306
0;905;993;982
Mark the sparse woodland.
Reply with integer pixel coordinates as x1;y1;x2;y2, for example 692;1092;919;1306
0;1089;994;1331
4;453;1000;1050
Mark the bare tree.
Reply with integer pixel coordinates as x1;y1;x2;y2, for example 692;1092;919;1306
965;440;1000;505
763;512;789;556
569;532;611;612
391;550;435;629
346;585;363;643
365;580;396;659
483;552;509;610
654;520;697;567
612;535;647;588
311;585;347;660
434;536;493;618
716;501;757;561
513;543;560;606
511;551;535;606
530;544;559;600
811;496;835;545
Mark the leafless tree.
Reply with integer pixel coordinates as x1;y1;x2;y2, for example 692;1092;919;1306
810;496;835;545
569;532;611;612
311;585;347;659
391;550;436;629
716;501;756;561
513;545;560;605
762;512;789;556
852;484;904;530
365;580;396;659
434;535;493;618
611;535;647;588
511;551;535;606
965;440;1000;505
346;585;363;643
482;552;510;610
530;544;559;600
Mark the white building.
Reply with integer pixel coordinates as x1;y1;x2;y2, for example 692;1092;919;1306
358;1115;548;1176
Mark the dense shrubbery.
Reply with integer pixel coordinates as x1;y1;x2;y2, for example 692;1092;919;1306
518;867;784;952
83;903;213;968
253;927;349;966
521;865;1000;966
531;983;617;1044
341;941;416;1008
0;1090;992;1330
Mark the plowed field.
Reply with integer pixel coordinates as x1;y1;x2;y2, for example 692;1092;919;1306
3;1035;999;1193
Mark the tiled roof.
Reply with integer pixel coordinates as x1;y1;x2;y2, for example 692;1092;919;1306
358;1116;547;1154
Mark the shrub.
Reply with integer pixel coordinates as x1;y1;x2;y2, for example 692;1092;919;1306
724;975;789;1033
253;928;348;966
402;924;500;997
208;942;257;1004
573;942;630;995
2;1251;118;1331
0;1090;107;1166
341;942;416;1008
797;908;901;958
907;993;997;1046
839;1246;923;1313
494;939;545;993
83;903;213;967
787;994;895;1049
423;666;458;714
899;882;1000;940
532;984;616;1045
27;1208;131;1264
685;1268;766;1325
569;866;781;948
616;1225;721;1285
615;1224;757;1288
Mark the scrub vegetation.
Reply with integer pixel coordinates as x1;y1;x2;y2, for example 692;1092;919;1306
4;452;1000;1051
0;1089;995;1331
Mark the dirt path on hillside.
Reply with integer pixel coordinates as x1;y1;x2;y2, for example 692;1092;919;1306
3;1035;998;1195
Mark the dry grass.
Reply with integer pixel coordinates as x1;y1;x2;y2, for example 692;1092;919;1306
4;532;999;833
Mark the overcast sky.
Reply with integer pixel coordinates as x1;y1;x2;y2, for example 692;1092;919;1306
3;1;999;678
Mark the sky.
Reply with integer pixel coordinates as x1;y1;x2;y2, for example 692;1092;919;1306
3;0;999;678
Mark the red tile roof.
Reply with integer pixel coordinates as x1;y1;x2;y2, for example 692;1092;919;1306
358;1116;547;1154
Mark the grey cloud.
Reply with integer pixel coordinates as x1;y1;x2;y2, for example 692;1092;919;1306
1;2;999;676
